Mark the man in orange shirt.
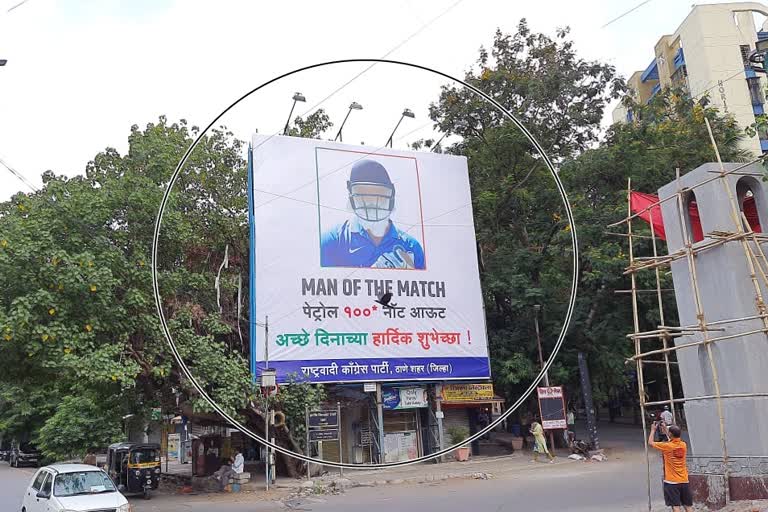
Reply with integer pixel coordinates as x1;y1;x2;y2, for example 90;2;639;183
649;422;693;512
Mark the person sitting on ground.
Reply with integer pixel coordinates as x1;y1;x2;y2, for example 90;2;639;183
215;449;244;491
530;421;555;464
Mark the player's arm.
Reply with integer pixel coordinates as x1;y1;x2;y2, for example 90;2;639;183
412;240;425;269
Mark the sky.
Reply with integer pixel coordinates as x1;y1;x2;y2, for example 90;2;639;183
0;0;760;201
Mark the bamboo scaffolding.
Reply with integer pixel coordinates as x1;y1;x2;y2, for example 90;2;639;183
611;125;768;507
629;327;768;359
627;178;653;512
644;393;768;407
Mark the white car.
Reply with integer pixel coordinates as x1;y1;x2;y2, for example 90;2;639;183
21;463;131;512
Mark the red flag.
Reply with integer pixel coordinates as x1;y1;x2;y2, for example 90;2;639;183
629;191;760;242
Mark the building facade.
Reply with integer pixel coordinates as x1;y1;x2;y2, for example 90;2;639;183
613;2;768;155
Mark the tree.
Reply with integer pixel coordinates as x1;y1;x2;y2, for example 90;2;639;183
0;114;332;473
420;22;750;411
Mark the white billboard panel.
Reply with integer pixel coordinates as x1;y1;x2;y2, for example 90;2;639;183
250;134;489;383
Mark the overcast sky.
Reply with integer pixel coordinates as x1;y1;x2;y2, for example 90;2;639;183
0;0;759;201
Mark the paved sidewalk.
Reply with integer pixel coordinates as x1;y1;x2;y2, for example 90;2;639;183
276;450;585;491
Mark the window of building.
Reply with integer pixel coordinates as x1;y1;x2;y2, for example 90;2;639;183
683;191;704;243
740;44;752;67
736;176;765;232
747;76;764;107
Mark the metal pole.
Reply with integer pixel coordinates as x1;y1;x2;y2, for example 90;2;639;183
264;315;270;491
264;394;269;492
626;178;651;512
282;100;297;136
385;115;404;148
264;316;269;369
270;410;276;485
334;109;352;142
376;383;385;463
305;404;310;481
435;383;445;463
534;306;556;450
337;402;343;478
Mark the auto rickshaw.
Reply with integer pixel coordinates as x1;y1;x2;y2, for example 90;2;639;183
106;442;161;499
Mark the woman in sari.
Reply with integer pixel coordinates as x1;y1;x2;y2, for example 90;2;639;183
530;421;555;463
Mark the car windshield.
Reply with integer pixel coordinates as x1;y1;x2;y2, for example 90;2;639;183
130;449;158;464
53;471;116;497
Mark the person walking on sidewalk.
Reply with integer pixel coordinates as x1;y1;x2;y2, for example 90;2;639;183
530;421;555;463
649;423;693;512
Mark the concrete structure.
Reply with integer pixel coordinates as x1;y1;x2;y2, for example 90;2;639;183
613;3;768;156
657;161;768;505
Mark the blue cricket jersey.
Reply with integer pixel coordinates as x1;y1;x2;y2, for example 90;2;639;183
320;218;425;269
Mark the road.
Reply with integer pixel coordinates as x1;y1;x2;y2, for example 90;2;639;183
1;451;667;511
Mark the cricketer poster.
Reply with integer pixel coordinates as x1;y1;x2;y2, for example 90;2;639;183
249;134;490;383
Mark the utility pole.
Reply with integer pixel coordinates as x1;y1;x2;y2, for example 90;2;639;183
534;305;556;451
578;352;600;450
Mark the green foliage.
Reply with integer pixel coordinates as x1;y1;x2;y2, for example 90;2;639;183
425;22;750;410
0;116;255;454
286;109;333;139
36;394;123;461
446;425;469;446
272;374;327;452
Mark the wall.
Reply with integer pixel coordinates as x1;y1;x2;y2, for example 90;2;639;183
658;161;768;460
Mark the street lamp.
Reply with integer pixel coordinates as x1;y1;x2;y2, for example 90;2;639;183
334;101;363;142
282;92;306;136
385;108;415;148
0;60;7;67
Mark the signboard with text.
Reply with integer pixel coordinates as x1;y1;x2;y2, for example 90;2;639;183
308;410;338;428
382;387;428;410
249;135;490;383
441;383;494;401
537;386;567;430
309;429;339;442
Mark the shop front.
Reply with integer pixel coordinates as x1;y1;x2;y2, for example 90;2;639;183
439;383;504;456
381;385;429;462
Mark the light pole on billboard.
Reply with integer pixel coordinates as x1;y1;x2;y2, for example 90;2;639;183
385;108;415;148
282;92;306;136
0;60;7;66
534;304;556;451
334;102;363;142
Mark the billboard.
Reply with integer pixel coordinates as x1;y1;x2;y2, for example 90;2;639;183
249;134;490;383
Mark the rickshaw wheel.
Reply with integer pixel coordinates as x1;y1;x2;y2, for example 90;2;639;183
143;488;151;500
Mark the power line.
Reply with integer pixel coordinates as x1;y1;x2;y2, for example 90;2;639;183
251;0;464;157
6;0;30;13
601;0;654;29
0;156;38;193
